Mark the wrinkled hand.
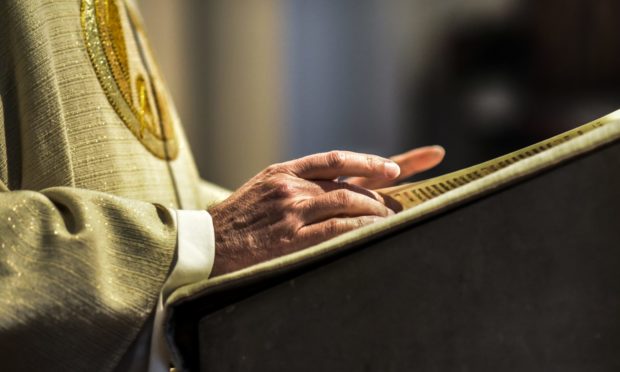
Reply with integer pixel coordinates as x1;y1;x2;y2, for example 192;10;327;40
208;147;445;276
208;151;403;276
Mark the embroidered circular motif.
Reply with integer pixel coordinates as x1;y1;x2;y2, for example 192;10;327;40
81;0;178;159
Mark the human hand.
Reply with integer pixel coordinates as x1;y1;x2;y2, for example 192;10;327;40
208;151;402;276
347;146;445;190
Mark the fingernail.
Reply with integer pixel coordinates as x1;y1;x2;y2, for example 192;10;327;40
384;161;400;178
432;145;445;155
387;209;395;216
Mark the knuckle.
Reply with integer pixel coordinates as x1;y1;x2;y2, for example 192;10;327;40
357;217;371;228
281;214;302;238
302;198;318;217
325;219;342;235
366;155;378;170
333;189;352;206
326;151;346;169
290;214;304;229
285;203;303;222
294;197;312;214
272;180;295;198
363;216;381;226
264;163;285;176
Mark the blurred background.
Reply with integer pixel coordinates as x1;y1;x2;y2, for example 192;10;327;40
139;0;620;190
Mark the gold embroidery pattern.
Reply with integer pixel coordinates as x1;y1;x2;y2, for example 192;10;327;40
97;0;132;105
81;0;178;159
136;74;157;138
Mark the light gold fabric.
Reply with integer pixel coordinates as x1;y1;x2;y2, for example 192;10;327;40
0;0;229;370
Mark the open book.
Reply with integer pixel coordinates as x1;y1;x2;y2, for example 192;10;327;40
168;109;620;370
171;109;620;298
378;110;620;209
170;109;620;301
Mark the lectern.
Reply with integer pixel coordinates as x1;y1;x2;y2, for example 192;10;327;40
167;112;620;371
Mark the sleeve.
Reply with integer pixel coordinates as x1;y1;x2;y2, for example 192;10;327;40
149;209;215;372
0;183;178;372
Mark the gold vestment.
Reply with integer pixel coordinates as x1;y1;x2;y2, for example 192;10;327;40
0;0;229;370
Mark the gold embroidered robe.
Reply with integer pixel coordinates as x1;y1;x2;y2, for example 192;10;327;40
0;0;229;370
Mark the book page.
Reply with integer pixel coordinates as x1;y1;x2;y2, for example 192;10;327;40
379;113;616;209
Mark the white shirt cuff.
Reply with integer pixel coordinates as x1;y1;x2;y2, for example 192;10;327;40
149;209;215;372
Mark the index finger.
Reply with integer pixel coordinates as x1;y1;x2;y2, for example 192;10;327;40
391;146;445;181
284;151;401;180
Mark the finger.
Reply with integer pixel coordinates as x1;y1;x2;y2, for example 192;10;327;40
284;151;400;180
312;180;383;202
297;189;393;225
306;180;403;212
391;145;445;180
297;215;384;247
348;146;445;189
316;180;403;212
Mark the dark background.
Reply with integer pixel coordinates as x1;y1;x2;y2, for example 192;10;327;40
143;0;620;188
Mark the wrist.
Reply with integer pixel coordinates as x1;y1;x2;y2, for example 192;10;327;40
208;202;237;277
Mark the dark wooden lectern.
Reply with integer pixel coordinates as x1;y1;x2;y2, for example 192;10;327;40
174;140;620;371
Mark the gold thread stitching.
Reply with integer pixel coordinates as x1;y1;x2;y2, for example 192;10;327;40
81;0;178;159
